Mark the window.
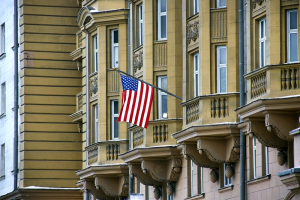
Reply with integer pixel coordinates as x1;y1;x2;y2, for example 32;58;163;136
216;46;227;93
1;82;5;115
92;35;98;72
259;18;266;68
90;104;98;145
216;0;226;8
193;0;199;14
111;100;119;139
0;144;4;177
200;167;204;194
139;4;143;45
158;76;168;119
191;159;194;196
265;146;269;175
253;136;257;179
194;53;199;97
1;23;5;54
224;164;232;187
111;29;119;68
287;10;298;63
189;160;203;196
158;0;167;40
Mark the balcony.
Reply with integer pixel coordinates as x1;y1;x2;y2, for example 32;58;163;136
182;93;239;129
86;139;129;165
129;118;182;149
246;63;300;104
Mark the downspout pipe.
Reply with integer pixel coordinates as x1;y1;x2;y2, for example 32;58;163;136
13;0;19;193
239;0;246;199
127;2;133;199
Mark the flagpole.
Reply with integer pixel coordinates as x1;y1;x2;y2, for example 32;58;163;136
109;68;182;101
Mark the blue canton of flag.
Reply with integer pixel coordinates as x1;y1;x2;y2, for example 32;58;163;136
121;74;138;91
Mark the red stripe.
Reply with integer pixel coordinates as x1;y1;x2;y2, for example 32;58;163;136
139;84;149;127
123;90;133;122
129;91;137;123
144;86;154;128
134;83;144;125
117;90;127;122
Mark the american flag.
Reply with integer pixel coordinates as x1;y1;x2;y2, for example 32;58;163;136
117;74;154;128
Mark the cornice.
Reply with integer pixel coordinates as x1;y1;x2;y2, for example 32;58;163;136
70;48;83;61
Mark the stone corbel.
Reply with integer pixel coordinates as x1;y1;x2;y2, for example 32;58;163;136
129;164;162;186
246;119;288;148
182;143;219;168
264;112;298;142
141;158;182;182
197;136;240;163
84;180;108;199
95;175;129;197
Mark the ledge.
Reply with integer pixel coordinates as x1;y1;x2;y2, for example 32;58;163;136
70;110;83;122
70;47;83;61
0;175;5;181
181;92;239;106
89;71;98;77
218;185;233;193
247;174;271;185
185;193;205;200
278;168;300;177
0;53;6;60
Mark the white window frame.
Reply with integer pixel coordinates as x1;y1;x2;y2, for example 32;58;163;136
158;0;167;40
224;163;232;187
194;53;199;97
111;100;119;140
253;136;257;179
287;10;298;63
0;143;4;177
93;35;98;72
95;104;98;143
193;0;199;14
1;23;5;54
265;146;269;175
259;18;266;68
1;82;6;115
200;167;204;194
139;4;143;46
111;29;119;68
216;46;227;93
158;76;168;119
217;0;226;8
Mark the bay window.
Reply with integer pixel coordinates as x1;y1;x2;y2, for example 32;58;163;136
158;76;167;119
194;53;199;97
217;46;227;93
287;10;298;63
259;18;266;68
111;100;119;139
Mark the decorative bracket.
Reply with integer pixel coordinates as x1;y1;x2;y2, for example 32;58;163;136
252;0;265;9
133;50;143;73
129;164;162;186
141;158;182;182
187;20;199;44
95;175;129;197
182;143;219;168
89;77;98;94
197;135;240;163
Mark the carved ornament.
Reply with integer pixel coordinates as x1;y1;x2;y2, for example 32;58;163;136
89;76;98;94
252;0;265;9
187;20;199;44
133;50;143;73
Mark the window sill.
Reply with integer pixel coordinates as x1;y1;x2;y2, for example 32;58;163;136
247;174;271;185
218;185;233;193
185;193;205;200
0;175;5;181
0;113;6;119
0;53;6;60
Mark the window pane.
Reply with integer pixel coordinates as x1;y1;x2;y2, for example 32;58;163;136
140;5;143;19
94;36;97;49
219;0;226;7
290;11;298;30
161;77;167;91
140;23;143;45
260;21;264;39
161;16;167;39
114;46;119;67
220;67;226;93
195;74;199;97
114;101;118;114
219;48;226;64
290;33;298;62
114;30;118;43
160;0;166;12
261;41;264;67
114;117;119;138
162;95;168;118
195;55;198;71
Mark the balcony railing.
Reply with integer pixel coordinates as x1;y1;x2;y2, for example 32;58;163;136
245;63;300;103
86;140;129;165
182;93;239;129
129;119;182;149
